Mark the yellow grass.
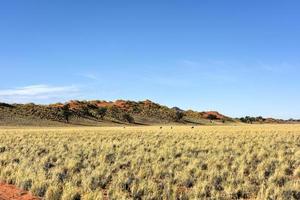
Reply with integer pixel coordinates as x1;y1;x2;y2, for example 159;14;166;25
0;125;299;199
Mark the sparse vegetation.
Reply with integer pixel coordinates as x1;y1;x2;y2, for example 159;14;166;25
0;100;232;126
0;125;299;199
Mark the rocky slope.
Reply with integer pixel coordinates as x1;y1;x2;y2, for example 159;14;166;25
0;100;232;126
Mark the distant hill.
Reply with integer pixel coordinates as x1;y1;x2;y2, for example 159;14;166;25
238;116;300;124
0;100;234;126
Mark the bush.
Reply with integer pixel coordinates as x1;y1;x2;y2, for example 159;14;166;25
97;107;107;119
60;104;71;123
207;114;218;120
122;114;134;123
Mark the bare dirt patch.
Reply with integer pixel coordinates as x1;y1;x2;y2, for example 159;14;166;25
0;183;40;200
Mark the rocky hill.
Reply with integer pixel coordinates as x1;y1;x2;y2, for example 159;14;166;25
0;100;233;126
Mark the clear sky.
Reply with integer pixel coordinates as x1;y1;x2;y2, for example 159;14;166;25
1;1;300;119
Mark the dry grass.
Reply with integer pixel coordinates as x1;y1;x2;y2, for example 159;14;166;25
0;125;299;199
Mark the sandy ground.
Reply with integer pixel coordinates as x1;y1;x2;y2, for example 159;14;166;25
0;183;39;200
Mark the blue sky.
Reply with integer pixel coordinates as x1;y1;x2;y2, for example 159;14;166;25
1;1;300;119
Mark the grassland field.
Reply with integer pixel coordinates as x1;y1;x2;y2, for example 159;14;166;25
0;125;299;200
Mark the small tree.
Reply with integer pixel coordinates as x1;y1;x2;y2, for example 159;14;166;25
207;114;218;120
175;111;185;122
97;107;107;119
122;114;134;123
240;116;256;124
61;104;71;123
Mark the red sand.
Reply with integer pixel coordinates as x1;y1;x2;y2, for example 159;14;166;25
0;183;40;200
